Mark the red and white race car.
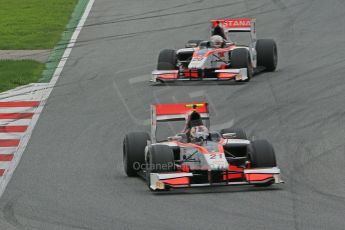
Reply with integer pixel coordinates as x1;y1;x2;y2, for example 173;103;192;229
123;102;283;191
151;18;277;83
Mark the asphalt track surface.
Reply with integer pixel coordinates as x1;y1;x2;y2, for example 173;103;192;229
1;0;345;229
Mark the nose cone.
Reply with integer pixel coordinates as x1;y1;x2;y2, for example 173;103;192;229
188;56;207;69
204;153;229;171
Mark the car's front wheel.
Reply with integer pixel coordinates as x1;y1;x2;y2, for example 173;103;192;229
157;49;178;70
146;145;175;190
123;132;150;177
231;48;253;82
249;139;277;186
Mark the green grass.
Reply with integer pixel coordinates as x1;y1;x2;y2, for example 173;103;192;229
0;60;44;92
0;0;78;49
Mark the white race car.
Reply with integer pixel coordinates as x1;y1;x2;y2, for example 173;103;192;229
152;18;278;83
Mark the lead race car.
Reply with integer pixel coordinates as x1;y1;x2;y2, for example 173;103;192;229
151;18;277;83
123;102;283;191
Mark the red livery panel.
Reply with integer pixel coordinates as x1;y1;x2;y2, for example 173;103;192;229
154;102;208;116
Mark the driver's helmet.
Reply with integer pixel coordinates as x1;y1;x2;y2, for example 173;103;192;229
210;35;224;48
190;126;209;145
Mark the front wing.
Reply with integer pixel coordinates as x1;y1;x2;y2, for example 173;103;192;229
149;167;283;190
151;68;248;83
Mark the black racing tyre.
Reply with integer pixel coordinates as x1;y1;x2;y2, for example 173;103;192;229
123;132;150;177
231;48;253;82
220;127;247;139
250;139;277;168
185;39;203;47
146;145;175;190
157;49;177;70
256;39;278;71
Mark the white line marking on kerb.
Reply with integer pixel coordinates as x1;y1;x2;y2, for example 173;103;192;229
0;133;23;139
0;120;31;126
0;0;96;198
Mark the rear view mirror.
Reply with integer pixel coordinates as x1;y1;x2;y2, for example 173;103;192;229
168;136;183;142
185;42;198;48
222;133;237;139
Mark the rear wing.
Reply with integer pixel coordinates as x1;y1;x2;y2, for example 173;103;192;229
151;102;209;142
211;18;256;41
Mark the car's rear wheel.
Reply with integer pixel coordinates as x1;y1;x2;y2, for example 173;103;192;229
256;39;278;71
146;145;175;190
231;48;253;82
157;49;178;70
123;132;150;177
220;127;247;139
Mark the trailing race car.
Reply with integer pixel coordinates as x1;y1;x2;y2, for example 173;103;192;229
123;102;283;191
151;18;277;83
